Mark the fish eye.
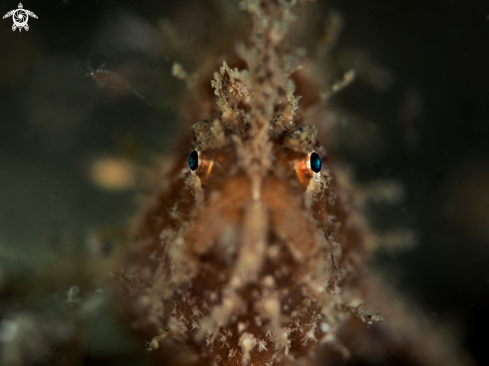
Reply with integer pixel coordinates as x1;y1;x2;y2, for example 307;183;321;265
189;150;199;171
309;152;322;173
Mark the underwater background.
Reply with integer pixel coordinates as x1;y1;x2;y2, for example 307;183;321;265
0;0;488;365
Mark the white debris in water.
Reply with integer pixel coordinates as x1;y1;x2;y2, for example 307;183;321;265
0;320;18;343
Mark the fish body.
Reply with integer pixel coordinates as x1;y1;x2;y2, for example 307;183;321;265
117;1;471;366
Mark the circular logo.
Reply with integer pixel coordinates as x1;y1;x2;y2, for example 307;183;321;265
12;9;28;28
3;3;38;32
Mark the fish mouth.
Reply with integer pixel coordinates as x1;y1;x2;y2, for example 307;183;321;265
180;174;325;290
162;175;331;366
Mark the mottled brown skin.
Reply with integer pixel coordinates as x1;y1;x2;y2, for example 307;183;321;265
117;1;471;366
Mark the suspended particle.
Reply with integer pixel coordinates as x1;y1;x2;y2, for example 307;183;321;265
86;61;152;106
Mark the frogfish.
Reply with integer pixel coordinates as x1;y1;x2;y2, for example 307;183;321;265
116;1;471;365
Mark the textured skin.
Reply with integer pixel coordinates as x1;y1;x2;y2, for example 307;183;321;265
117;1;472;366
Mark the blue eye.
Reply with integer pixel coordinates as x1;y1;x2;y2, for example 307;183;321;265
309;152;322;173
189;150;199;171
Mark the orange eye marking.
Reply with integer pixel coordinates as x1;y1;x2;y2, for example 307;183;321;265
293;157;313;186
195;151;215;178
206;159;215;175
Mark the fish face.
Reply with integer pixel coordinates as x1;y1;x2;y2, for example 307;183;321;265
119;2;364;366
114;1;474;365
121;107;359;366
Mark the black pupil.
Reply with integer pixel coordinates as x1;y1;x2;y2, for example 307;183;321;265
310;152;322;173
189;150;199;171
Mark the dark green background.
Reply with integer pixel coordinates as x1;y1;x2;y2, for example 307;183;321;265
0;0;487;365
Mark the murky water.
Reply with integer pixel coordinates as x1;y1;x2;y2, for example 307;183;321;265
0;1;487;365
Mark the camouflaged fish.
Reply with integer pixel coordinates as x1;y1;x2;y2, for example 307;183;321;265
116;1;472;366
